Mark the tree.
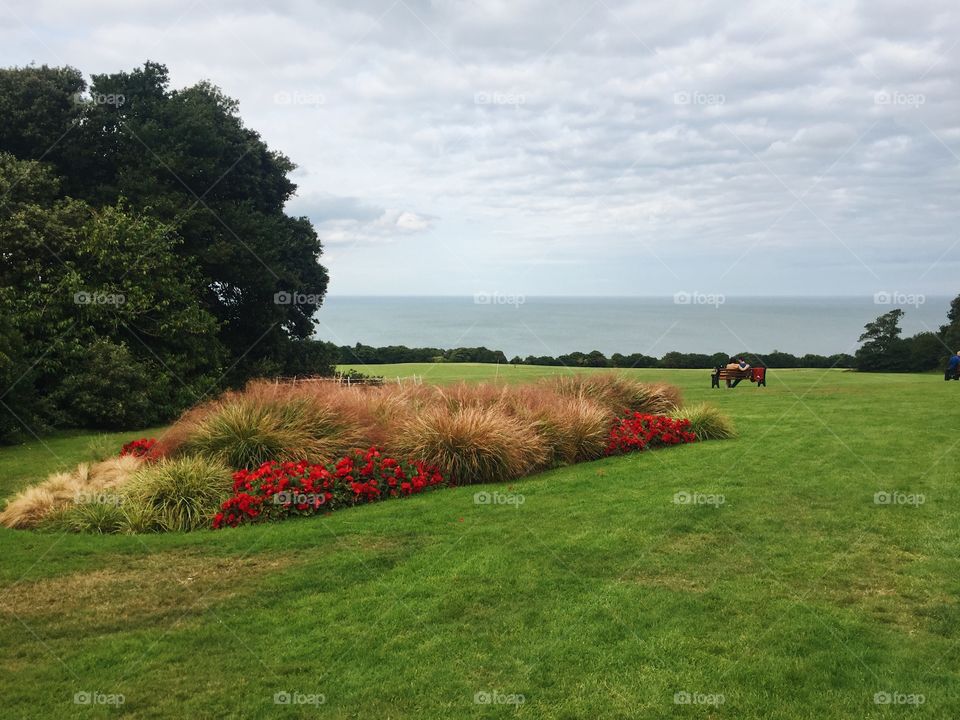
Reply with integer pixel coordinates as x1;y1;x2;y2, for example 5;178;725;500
907;331;943;372
855;309;911;372
0;62;330;385
0;65;85;166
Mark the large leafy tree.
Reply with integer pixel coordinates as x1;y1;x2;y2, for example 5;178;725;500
0;153;223;432
0;62;331;385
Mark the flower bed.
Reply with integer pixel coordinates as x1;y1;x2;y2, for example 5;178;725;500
213;447;447;529
211;413;697;530
604;413;697;455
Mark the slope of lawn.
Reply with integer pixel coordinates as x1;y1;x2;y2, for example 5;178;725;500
1;367;959;718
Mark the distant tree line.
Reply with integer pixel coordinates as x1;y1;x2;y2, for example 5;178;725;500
324;342;854;369
328;294;960;374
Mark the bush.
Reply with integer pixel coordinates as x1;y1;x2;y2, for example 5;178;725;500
670;403;737;441
605;413;698;455
214;447;446;529
392;404;547;484
124;456;233;532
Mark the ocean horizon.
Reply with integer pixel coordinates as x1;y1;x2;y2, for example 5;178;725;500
312;295;952;359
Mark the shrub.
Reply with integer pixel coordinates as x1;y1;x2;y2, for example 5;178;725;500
123;456;233;532
670;403;737;440
120;438;158;459
214;447;446;529
605;413;698;455
392;404;547;484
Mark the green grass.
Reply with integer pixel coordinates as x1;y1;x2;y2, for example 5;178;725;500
2;367;960;718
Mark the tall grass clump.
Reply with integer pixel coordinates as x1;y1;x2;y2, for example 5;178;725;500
169;381;370;468
392;404;548;484
44;501;127;534
506;389;611;466
0;455;142;529
123;456;233;532
548;373;682;415
671;403;736;440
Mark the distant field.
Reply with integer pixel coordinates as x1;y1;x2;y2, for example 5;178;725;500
1;367;959;718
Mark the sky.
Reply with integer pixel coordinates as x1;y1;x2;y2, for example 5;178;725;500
2;0;959;298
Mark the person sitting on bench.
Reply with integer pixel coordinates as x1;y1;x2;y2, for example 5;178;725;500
946;351;960;381
722;357;746;387
728;358;750;387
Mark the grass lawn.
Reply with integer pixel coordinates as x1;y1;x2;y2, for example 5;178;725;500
2;365;959;718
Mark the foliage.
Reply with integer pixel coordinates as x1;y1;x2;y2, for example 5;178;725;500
120;438;158;459
0;61;332;435
337;341;856;369
855;299;960;373
392;404;547;485
670;403;737;440
123;456;233;532
51;500;127;534
173;383;368;469
0;158;223;429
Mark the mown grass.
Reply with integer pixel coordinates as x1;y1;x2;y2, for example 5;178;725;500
1;367;959;718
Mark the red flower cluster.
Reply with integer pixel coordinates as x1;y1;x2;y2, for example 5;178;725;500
605;413;697;455
119;438;158;459
213;447;446;529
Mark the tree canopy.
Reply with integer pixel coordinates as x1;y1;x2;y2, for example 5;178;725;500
0;62;333;439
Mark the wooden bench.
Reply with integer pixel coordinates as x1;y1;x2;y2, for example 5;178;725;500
711;367;766;388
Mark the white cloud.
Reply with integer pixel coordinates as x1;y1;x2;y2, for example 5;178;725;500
1;0;959;294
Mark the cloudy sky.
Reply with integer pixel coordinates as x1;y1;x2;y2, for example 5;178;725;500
2;0;959;297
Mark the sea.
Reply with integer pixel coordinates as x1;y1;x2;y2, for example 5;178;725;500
312;295;952;359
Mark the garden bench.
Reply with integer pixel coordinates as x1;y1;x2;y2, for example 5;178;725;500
711;367;766;388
